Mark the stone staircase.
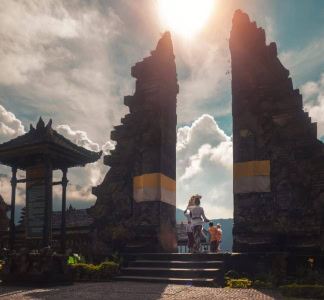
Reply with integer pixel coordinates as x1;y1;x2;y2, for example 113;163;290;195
116;253;226;287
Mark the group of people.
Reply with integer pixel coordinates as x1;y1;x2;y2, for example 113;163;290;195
184;194;222;253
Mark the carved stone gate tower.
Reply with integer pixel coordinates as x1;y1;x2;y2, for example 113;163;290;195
91;32;179;252
230;10;324;253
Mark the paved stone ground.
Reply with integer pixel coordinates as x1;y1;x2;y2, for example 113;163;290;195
0;282;284;299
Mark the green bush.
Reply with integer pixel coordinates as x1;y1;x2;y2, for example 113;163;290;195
226;278;252;288
280;284;324;299
71;262;119;281
99;262;119;279
253;280;273;289
71;263;99;281
253;271;284;287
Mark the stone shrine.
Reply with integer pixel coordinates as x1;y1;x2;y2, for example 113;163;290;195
230;10;324;253
91;32;179;252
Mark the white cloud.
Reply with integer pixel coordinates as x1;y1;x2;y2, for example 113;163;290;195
56;124;100;152
0;0;132;147
0;165;25;206
177;114;229;154
0;0;79;86
174;32;231;124
177;114;233;219
102;140;116;155
55;123;114;201
264;16;276;44
301;81;320;102
0;105;25;143
52;184;96;204
0;106;26;205
303;73;324;139
279;38;324;85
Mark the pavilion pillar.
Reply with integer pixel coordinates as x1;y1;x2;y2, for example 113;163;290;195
43;158;53;247
61;168;68;252
9;167;17;250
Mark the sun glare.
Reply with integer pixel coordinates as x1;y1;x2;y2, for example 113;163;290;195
158;0;215;38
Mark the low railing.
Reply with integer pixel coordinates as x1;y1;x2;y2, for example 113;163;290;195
178;242;210;253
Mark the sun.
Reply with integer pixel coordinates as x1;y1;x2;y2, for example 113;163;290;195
158;0;215;39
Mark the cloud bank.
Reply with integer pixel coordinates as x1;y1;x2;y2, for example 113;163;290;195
0;105;25;143
177;114;233;218
302;73;324;140
0;106;26;205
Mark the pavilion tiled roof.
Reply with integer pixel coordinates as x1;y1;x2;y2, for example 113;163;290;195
0;117;102;169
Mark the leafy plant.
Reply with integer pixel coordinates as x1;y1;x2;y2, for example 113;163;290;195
253;271;284;287
67;253;85;265
226;278;252;288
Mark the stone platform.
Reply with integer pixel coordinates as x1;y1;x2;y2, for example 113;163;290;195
0;282;284;299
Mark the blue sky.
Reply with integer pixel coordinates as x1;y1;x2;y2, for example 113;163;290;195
0;0;324;219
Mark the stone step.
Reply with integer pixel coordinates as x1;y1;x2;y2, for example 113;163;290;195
115;276;215;287
121;267;222;279
129;260;224;269
124;253;230;261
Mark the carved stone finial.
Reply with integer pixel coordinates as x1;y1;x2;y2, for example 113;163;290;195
36;117;45;130
68;204;74;212
30;124;35;132
155;31;173;55
46;119;53;129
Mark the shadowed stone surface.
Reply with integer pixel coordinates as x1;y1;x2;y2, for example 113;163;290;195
91;32;179;252
0;282;284;299
0;195;9;231
230;10;324;253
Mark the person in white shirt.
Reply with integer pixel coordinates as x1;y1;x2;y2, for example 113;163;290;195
184;206;193;253
185;194;209;253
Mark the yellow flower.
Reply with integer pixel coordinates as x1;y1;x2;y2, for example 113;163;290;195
308;258;314;263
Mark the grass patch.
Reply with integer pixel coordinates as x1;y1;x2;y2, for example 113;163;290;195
280;284;324;299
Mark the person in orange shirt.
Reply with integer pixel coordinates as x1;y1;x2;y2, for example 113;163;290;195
208;222;218;253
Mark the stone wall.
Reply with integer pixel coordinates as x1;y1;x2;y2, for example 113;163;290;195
91;32;179;252
0;195;9;232
230;10;324;253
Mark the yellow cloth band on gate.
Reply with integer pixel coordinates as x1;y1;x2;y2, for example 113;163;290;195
133;173;176;192
233;160;270;178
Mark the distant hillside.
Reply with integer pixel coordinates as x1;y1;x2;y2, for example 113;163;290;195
176;208;233;252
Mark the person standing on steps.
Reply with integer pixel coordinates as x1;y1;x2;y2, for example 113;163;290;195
185;219;193;253
184;199;194;253
208;221;218;253
187;194;209;253
216;223;222;253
